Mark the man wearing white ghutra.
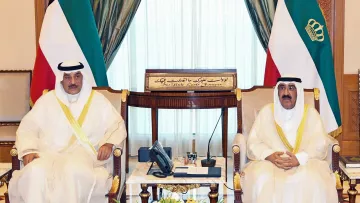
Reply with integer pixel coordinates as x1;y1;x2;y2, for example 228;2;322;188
9;61;126;203
242;76;338;203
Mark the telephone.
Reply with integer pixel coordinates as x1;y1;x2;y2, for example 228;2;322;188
149;141;174;178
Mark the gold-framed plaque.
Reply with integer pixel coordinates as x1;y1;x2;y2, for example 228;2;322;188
145;69;237;91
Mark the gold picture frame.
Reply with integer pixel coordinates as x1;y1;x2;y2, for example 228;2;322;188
145;69;237;91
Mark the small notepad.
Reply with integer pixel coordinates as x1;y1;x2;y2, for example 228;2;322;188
173;166;221;178
187;167;208;174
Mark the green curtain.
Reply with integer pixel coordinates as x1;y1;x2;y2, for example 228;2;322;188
91;0;141;69
245;0;277;51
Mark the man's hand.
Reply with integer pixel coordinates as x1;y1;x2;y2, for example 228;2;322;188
23;153;39;166
97;143;114;161
285;151;300;167
266;151;298;170
265;152;285;167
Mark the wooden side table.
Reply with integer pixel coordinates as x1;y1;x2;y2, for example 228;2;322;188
339;163;360;203
126;157;226;203
128;91;238;180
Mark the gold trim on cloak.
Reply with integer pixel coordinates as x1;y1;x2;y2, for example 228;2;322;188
272;104;309;154
56;90;96;154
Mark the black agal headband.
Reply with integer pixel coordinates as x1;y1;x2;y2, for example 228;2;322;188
277;77;302;83
58;62;84;71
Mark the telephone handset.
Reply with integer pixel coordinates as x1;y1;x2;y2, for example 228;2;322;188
149;141;174;178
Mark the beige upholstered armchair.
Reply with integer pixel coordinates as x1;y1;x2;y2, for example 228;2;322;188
0;71;31;163
4;87;129;203
232;87;342;203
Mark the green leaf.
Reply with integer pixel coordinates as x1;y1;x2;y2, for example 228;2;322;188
112;198;120;203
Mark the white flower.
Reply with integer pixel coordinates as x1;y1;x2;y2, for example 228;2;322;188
170;193;184;203
171;193;180;200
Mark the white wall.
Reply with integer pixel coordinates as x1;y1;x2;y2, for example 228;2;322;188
0;1;36;70
344;0;360;74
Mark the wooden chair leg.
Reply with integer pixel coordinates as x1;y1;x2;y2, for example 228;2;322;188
120;186;126;203
4;192;9;203
107;193;116;203
234;189;243;203
337;188;343;203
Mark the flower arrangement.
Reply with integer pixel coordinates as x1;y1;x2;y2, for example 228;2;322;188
113;192;224;203
153;193;224;203
153;193;202;203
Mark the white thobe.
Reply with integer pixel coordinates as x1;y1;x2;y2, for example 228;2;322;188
8;90;127;203
243;104;338;203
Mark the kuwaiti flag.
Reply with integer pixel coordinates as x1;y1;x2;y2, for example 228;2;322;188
264;0;341;135
30;0;108;104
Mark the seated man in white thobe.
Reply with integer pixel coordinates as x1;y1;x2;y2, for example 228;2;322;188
242;76;338;203
8;61;126;203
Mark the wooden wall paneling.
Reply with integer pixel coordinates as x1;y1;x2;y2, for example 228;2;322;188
342;141;360;156
0;144;13;163
342;75;359;155
318;0;333;40
34;0;46;48
319;0;345;151
333;0;345;152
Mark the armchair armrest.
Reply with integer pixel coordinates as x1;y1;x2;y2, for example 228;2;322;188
113;144;124;177
326;135;343;199
233;171;243;203
107;140;125;202
10;146;20;171
326;134;340;172
5;146;20;203
232;133;246;172
233;133;245;203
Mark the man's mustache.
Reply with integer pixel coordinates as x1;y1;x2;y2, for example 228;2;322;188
282;95;292;100
68;84;78;89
